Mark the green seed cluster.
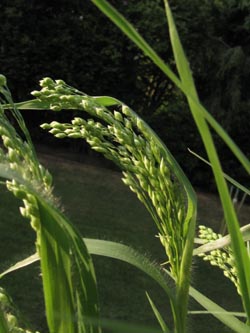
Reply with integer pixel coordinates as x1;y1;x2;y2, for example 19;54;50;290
37;77;188;279
0;76;49;332
0;287;39;333
197;225;240;294
31;77;87;112
0;75;53;240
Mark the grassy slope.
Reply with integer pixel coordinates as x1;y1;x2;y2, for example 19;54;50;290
0;150;248;332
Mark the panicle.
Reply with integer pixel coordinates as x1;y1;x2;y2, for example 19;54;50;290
197;225;241;294
37;78;189;279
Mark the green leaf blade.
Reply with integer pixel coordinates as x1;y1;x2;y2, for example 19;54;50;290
189;285;250;333
146;292;170;333
163;0;250;322
37;198;101;333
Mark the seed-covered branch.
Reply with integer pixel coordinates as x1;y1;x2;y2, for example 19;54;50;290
37;77;191;279
197;225;240;294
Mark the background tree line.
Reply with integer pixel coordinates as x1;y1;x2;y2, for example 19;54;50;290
0;0;250;189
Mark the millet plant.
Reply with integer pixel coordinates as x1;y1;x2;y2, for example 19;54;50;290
1;1;250;333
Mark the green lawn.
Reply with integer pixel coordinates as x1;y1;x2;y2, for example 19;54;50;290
0;150;247;332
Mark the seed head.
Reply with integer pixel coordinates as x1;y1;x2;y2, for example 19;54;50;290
40;77;55;88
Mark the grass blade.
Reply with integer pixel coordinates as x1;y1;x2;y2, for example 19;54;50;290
37;198;101;333
146;292;170;333
0;78;101;333
188;285;250;333
188;149;250;196
0;163;100;333
3;238;248;332
39;213;75;333
1;238;175;299
188;311;246;318
89;317;163;333
90;0;250;175
90;0;181;90
86;239;250;333
3;99;51;110
0;253;38;279
0;238;175;331
84;239;175;305
163;0;250;323
6;219;250;280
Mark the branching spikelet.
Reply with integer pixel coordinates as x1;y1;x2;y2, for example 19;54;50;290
0;75;54;250
38;77;189;279
197;225;241;294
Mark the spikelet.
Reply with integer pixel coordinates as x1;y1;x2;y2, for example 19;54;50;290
38;77;189;279
197;225;241;294
0;75;54;252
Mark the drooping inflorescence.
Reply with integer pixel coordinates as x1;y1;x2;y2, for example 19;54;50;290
1;76;101;333
0;75;53;240
197;225;240;294
35;77;190;279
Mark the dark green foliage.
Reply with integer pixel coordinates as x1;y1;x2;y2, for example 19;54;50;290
168;0;250;185
0;0;169;109
0;0;249;187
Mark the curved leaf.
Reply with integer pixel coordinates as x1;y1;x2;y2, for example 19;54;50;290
37;198;100;333
0;253;38;279
90;0;250;175
88;239;250;333
2;238;249;332
164;1;250;320
0;153;100;333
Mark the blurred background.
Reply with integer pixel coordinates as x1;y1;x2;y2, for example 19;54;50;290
0;0;250;189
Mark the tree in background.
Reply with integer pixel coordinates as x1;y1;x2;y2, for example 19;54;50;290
153;0;250;186
0;0;249;187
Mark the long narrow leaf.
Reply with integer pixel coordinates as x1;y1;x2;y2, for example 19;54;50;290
89;318;163;333
0;239;175;331
86;239;250;333
90;0;181;90
90;0;250;175
0;161;100;333
3;99;51;110
0;253;38;279
188;286;250;333
163;0;250;320
39;215;75;333
37;198;101;333
84;239;175;305
188;311;247;318
2;239;249;333
5;221;250;278
188;149;250;196
146;292;170;333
